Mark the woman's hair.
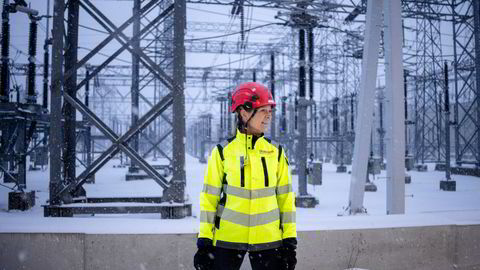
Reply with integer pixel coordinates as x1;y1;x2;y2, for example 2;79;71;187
234;105;252;133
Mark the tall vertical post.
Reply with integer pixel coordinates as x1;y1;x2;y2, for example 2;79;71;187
1;0;10;102
270;52;276;139
451;3;460;165
281;96;287;135
308;28;314;158
295;24;317;207
26;19;37;103
384;0;405;214
85;69;92;177
294;93;298;130
49;0;65;204
15;121;26;189
404;71;409;155
379;100;384;161
308;28;314;100
297;28;307;196
252;70;256;82
444;62;451;181
332;98;339;136
348;0;383;214
130;0;140;169
220;97;224;138
166;0;186;202
42;0;50;109
227;91;232;136
153;20;159;160
473;0;480;165
64;0;79;183
350;94;355;131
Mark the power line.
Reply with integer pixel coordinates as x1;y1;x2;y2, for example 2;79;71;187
187;6;277;24
185;23;281;41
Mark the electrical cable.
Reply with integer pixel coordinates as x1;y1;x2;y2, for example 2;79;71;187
200;54;258;69
208;15;235;67
185;23;281;41
187;6;279;24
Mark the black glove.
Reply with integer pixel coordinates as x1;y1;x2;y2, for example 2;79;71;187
281;238;297;270
194;238;215;270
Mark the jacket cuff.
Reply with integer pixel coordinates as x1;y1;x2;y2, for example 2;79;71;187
282;237;297;250
197;237;213;249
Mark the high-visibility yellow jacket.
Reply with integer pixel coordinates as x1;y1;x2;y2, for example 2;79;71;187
198;130;296;251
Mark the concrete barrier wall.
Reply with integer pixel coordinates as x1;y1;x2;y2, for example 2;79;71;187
1;225;479;270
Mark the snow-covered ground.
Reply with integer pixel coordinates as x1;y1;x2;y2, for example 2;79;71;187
1;153;480;234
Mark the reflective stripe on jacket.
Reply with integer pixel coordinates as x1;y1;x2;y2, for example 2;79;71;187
198;130;296;251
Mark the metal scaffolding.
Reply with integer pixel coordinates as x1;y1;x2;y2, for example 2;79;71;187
43;0;191;218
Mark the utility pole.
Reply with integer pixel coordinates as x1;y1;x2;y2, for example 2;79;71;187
440;61;455;191
64;0;80;184
289;6;318;208
49;0;65;204
164;0;187;203
348;0;405;215
129;0;141;173
270;52;276;139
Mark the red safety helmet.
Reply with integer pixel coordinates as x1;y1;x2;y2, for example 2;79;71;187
230;82;276;113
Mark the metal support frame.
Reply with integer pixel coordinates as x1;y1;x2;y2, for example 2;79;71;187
294;12;317;207
49;0;65;204
26;18;38;103
0;0;10;102
54;93;173;202
443;61;452;181
348;0;383;215
349;0;405;215
297;28;307;196
130;0;141;169
452;0;480;166
414;2;446;164
46;1;189;218
165;0;186;203
64;0;80;184
475;0;480;166
384;0;405;214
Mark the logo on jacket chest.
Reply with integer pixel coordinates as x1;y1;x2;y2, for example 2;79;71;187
259;150;274;155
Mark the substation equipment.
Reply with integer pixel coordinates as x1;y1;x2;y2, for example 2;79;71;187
3;0;480;215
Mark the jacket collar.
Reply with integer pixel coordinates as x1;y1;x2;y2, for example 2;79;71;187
235;129;264;149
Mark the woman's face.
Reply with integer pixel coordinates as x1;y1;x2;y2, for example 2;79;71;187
241;105;273;135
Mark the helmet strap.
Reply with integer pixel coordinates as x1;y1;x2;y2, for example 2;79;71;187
243;109;258;132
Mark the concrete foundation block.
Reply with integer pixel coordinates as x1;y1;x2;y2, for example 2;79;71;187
295;195;318;208
365;182;377;192
1;225;480;270
415;164;428;172
336;165;347;173
440;180;456;191
405;156;415;171
8;191;35;211
454;225;480;269
0;233;85;270
84;234;197;270
297;226;455;270
405;174;411;184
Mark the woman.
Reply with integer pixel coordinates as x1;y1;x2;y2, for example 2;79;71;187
194;82;297;270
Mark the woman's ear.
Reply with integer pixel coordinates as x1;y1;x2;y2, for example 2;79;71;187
239;109;250;123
